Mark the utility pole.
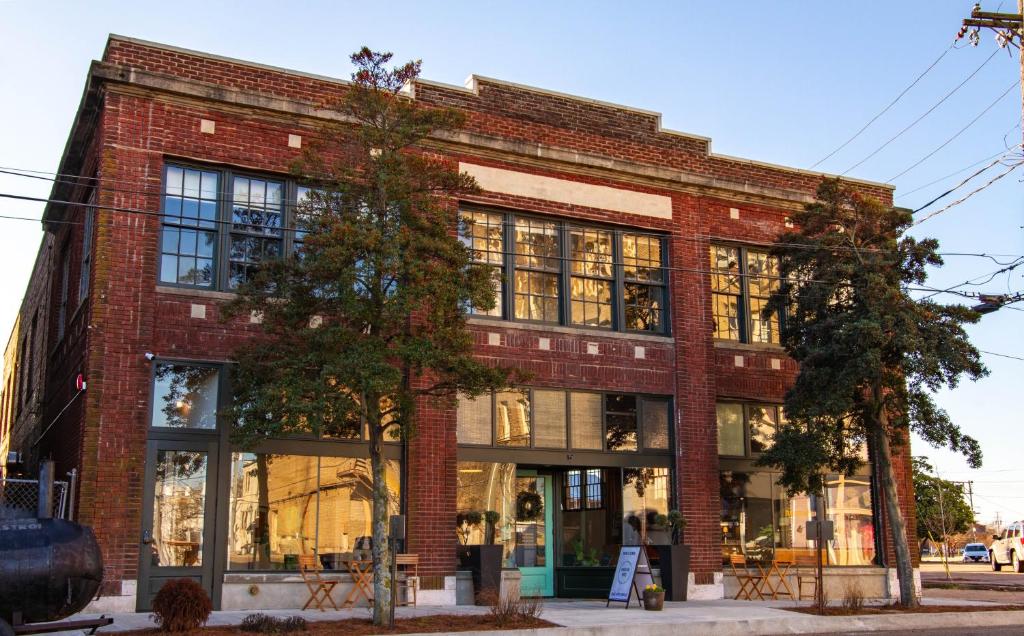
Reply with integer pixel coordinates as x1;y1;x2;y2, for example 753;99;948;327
961;2;1024;146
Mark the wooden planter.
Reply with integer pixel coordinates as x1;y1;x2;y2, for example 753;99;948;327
653;544;691;601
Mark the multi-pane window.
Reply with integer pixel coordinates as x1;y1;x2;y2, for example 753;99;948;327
78;188;96;302
716;402;783;457
457;388;671;453
56;245;70;341
160;164;313;290
161;166;218;287
623;233;666;332
229;176;284;288
710;244;782;344
514;217;561;322
458;207;670;334
565;468;604;511
569;227;613;328
461;210;504;317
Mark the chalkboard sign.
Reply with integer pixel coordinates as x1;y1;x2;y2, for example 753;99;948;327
607;545;655;608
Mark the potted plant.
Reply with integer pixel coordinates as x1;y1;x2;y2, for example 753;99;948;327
652;510;690;601
483;510;500;545
455;511;502;604
642;583;665;611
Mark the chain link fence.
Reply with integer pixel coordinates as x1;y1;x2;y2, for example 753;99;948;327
0;478;69;519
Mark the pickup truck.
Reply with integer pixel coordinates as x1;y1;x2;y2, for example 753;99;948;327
990;520;1024;572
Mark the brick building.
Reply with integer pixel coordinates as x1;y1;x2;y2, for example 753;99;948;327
0;35;918;612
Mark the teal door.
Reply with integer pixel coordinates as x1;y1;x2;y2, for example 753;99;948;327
514;471;553;596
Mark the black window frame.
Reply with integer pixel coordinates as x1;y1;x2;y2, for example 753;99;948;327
459;205;671;335
158;162;313;292
716;401;784;458
710;243;783;345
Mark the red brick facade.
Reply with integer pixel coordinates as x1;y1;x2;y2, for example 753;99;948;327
1;35;916;605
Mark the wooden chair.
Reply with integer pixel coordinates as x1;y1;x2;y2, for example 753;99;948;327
793;553;819;601
395;553;419;607
299;554;340;611
728;553;765;600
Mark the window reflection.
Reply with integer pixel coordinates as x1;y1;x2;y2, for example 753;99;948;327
151;364;219;429
152;450;207;567
622;467;669;545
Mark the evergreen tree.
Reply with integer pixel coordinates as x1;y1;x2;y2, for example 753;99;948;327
224;48;516;626
757;179;987;607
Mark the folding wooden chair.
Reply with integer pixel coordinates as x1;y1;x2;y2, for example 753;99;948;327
729;553;765;600
395;553;419;607
793;553;819;601
299;554;340;611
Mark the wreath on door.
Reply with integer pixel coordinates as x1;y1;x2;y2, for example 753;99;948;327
516;490;544;521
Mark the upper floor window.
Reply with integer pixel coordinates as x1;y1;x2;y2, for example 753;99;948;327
716;402;783;457
460;208;669;334
151;362;221;429
78;188;96;302
710;244;781;344
160;164;312;291
458;388;670;453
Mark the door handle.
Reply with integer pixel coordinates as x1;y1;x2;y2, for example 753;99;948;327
142;530;153;545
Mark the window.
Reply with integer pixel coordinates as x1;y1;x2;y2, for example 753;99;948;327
56;244;71;341
564;468;604;511
160;164;313;290
227;454;400;570
457;388;671;453
459;208;669;334
717;402;782;457
710;244;781;344
151;363;220;429
78;188;96;302
161;166;218;287
623;467;670;545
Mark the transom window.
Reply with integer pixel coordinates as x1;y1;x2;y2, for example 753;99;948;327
710;244;781;344
160;164;315;290
459;208;669;334
457;389;671;453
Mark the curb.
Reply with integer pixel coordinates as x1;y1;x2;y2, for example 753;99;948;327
393;609;1024;636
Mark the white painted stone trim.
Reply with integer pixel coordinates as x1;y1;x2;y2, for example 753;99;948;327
687;571;725;600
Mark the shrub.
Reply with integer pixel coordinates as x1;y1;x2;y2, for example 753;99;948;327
240;614;308;633
841;580;865;612
151;578;212;632
481;589;543;627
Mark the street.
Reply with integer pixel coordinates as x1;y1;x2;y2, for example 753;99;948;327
816;628;1024;636
921;559;1024;589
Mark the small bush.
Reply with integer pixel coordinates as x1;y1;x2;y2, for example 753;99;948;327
240;614;308;633
151;578;212;632
841;580;865;612
480;589;543;627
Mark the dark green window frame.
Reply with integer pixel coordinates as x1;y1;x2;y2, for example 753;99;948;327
710;243;782;345
459;206;670;335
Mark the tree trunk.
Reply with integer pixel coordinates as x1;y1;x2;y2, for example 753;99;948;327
872;416;917;607
368;404;393;627
256;454;270;569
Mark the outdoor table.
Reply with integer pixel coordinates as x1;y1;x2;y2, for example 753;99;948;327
758;559;796;600
341;559;374;607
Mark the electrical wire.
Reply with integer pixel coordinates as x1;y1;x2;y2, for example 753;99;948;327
980;350;1024;361
911;149;1020;213
810;44;955;169
887;81;1021;183
840;48;1002;176
913;160;1022;226
895;147;1017;200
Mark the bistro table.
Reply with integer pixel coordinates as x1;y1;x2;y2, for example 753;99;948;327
342;560;375;607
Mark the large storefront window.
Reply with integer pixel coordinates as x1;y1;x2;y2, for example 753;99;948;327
227;454;400;570
720;470;877;566
456;461;516;555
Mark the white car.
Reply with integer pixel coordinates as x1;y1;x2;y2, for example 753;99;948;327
990;521;1024;573
961;543;989;563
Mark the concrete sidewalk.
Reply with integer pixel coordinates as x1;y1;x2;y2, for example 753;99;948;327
44;598;1024;635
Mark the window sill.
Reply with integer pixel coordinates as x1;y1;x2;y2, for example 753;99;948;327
155;285;237;301
468;318;673;343
713;340;786;354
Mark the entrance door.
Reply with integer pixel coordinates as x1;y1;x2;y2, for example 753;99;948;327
138;439;219;610
514;471;553;596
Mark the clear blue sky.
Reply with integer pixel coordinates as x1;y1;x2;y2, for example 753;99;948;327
1;1;1021;526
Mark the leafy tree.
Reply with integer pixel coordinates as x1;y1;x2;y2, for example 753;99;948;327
913;456;974;547
757;179;987;607
224;48;516;626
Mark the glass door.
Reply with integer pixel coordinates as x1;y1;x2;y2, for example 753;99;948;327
514;471;553;596
137;439;218;610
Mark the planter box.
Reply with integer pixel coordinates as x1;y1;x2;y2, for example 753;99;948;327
456;544;503;604
653;544;691;601
555;566;615;598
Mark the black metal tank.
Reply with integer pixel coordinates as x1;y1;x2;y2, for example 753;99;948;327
0;517;103;624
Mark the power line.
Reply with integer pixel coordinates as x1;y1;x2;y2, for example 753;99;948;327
910;152;1015;213
809;44;955;169
913;160;1022;225
888;81;1021;183
840;48;1002;176
896;147;1016;199
980;349;1024;361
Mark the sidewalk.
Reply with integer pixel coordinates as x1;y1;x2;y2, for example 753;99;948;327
45;597;1024;636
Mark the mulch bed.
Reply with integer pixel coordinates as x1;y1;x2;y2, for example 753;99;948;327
118;614;556;635
786;604;1024;616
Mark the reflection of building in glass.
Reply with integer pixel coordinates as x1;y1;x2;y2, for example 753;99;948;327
152;451;207;567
